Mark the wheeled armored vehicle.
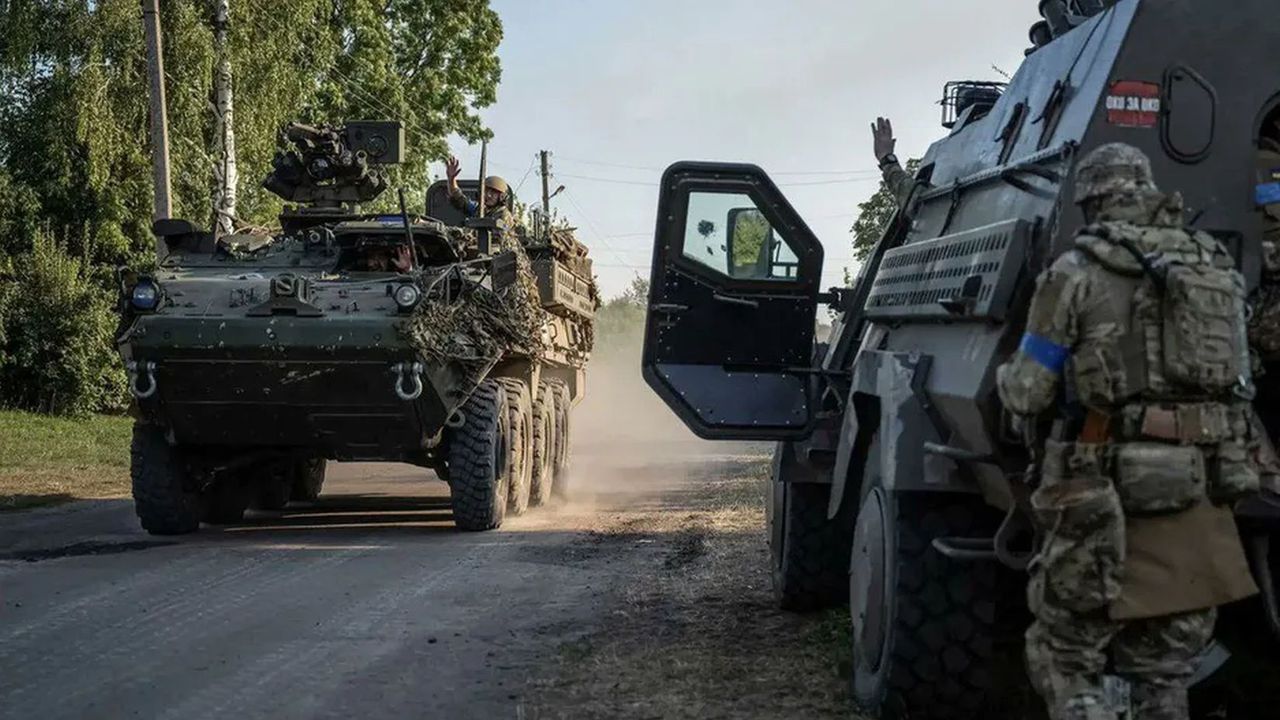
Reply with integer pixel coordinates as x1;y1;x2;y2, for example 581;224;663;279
117;122;595;534
640;1;1280;717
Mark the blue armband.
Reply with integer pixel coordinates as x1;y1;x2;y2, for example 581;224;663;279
1256;182;1280;207
1019;333;1069;374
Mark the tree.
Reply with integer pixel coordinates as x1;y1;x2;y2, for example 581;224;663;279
0;0;506;414
594;275;649;354
849;158;921;265
0;0;504;263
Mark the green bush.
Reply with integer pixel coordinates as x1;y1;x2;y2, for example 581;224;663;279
594;276;648;358
0;235;125;415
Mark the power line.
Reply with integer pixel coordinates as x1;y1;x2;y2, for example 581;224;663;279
241;0;439;148
559;170;881;190
557;172;655;187
513;154;539;194
560;186;638;271
554;154;882;178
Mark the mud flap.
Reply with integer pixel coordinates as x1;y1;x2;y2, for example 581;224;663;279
830;350;970;519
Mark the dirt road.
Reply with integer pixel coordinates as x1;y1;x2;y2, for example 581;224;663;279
0;444;851;719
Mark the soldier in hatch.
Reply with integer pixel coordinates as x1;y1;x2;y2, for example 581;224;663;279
996;143;1259;720
444;156;514;240
355;242;412;273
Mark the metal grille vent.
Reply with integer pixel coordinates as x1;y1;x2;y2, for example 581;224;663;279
864;219;1031;322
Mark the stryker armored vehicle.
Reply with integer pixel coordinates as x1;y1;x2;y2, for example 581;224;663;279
117;121;595;535
640;1;1280;717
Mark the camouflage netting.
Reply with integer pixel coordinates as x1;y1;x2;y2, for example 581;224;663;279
401;233;546;387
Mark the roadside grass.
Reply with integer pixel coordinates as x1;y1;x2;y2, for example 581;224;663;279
0;410;132;511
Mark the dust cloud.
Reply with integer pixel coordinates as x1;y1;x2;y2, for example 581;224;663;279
564;344;769;500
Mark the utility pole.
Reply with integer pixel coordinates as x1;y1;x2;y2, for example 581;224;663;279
540;150;551;216
211;0;238;237
539;150;551;239
141;0;172;256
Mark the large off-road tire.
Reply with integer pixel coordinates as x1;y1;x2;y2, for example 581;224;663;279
496;378;533;516
130;423;202;536
768;443;852;612
203;475;250;525
448;380;511;531
290;459;327;503
548;379;572;499
529;380;556;506
850;487;1030;720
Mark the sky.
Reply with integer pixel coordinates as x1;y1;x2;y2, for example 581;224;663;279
443;0;1043;299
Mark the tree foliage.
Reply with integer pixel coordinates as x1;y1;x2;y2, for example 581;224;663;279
0;0;504;414
849;158;921;265
730;210;770;276
0;234;126;416
0;0;502;256
595;275;649;355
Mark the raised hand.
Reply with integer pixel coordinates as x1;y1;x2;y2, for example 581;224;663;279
872;117;896;164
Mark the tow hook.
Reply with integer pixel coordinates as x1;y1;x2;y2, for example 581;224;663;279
127;361;158;399
393;361;424;401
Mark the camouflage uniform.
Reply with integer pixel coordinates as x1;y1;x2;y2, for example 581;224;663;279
997;144;1259;720
1247;145;1280;495
448;176;515;238
881;158;919;213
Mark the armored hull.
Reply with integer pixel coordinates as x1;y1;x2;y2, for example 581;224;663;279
117;123;595;535
123;270;466;460
639;2;1280;718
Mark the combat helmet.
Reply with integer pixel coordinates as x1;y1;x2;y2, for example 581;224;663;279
484;175;510;197
1074;142;1157;204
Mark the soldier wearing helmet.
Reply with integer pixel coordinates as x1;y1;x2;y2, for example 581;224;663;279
445;156;515;240
998;143;1259;720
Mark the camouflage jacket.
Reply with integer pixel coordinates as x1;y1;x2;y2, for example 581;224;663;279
998;192;1258;619
1248;146;1280;359
997;192;1240;416
448;186;515;235
882;160;917;213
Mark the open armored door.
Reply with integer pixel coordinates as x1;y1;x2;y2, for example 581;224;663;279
642;162;825;440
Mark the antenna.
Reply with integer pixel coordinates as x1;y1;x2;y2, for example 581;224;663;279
477;140;488;220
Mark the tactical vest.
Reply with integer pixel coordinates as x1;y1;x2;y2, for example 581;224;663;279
1068;221;1257;511
1071;223;1248;404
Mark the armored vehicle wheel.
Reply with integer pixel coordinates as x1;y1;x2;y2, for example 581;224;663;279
849;484;1027;720
203;476;250;525
252;463;292;511
291;459;327;503
548;379;572;499
768;442;852;612
496;379;533;516
529;381;556;506
130;423;202;536
448;380;512;531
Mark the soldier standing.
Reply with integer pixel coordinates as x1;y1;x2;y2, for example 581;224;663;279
1247;131;1280;500
996;143;1259;720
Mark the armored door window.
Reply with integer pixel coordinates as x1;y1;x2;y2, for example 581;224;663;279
680;192;800;281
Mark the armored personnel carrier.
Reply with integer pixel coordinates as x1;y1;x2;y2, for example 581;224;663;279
117;121;594;534
640;1;1280;717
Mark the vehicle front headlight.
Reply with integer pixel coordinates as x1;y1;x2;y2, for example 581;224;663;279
393;283;421;312
130;279;161;312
